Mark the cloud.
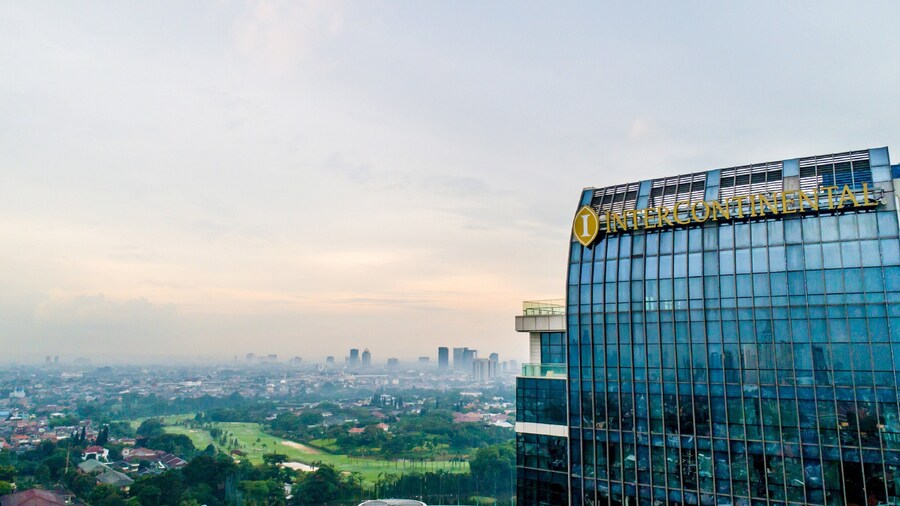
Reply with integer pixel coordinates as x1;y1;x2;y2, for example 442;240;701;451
232;0;344;70
34;292;176;327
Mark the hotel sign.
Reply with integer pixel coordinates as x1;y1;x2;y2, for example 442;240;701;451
573;183;880;247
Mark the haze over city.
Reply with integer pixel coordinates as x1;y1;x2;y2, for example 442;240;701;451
2;1;900;362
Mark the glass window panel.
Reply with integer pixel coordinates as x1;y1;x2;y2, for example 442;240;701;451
689;253;702;277
804;244;823;269
735;249;751;274
660;231;673;254
767;220;785;245
785;218;802;243
878;211;899;237
822;242;841;269
659;255;673;278
839;214;858;240
689;228;703;252
858;213;878;239
768;246;786;272
751;221;767;247
841;241;861;268
646;232;660;255
719;224;735;250
674;254;687;278
674;229;687;254
786;245;804;271
704;226;718;250
607;236;620;258
860;240;881;267
802;217;821;242
719;250;734;274
752;248;768;272
882;239;900;265
821;216;839;241
735;223;751;248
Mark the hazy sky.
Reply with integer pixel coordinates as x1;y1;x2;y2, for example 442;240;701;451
2;1;899;363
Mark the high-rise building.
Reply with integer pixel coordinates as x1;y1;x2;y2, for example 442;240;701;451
562;147;900;505
462;349;478;374
325;356;335;367
362;348;372;368
473;358;492;382
438;347;450;370
489;352;500;378
347;348;359;368
453;347;467;371
515;299;569;505
387;357;400;368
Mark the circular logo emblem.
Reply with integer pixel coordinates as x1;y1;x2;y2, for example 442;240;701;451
573;205;599;246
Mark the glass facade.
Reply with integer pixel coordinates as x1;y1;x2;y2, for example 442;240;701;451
567;148;900;505
516;302;570;505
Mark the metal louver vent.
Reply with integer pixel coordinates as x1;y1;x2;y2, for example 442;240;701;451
798;151;871;192
591;183;640;214
719;162;783;200
647;173;706;209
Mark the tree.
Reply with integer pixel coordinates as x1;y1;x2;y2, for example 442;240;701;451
262;453;287;466
89;484;126;506
136;484;162;506
34;463;51;485
136;419;165;440
96;425;109;446
0;481;13;496
468;442;515;497
290;463;343;505
0;465;15;482
143;434;197;458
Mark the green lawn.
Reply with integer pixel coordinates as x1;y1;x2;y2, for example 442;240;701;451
164;421;468;482
128;413;196;431
163;425;215;450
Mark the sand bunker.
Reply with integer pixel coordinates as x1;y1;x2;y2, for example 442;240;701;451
282;462;318;472
280;440;322;454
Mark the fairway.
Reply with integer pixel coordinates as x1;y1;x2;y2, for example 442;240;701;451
164;420;468;482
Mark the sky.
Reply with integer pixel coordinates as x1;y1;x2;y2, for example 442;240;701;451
2;1;900;364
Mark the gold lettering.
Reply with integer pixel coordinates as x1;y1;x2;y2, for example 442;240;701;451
758;193;779;215
797;189;818;211
709;200;730;220
691;201;710;222
749;194;759;217
837;185;860;208
781;191;798;214
622;209;634;230
674;201;690;225
862;182;876;206
728;195;746;218
821;186;839;209
611;211;627;232
632;208;645;230
659;206;674;226
603;212;610;232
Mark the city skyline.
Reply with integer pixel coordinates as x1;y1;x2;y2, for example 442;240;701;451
3;1;900;361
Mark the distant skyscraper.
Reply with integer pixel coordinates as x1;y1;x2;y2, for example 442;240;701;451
361;348;371;368
386;357;399;368
418;356;430;365
325;356;335;367
461;348;478;374
347;348;359;368
452;347;466;371
472;358;492;382
438;347;449;370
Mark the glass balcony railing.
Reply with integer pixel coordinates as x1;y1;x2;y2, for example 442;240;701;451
521;363;567;378
522;299;565;316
